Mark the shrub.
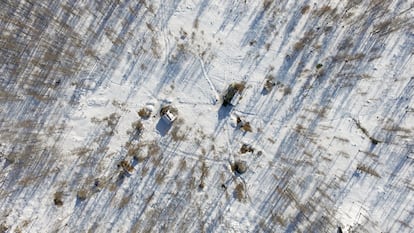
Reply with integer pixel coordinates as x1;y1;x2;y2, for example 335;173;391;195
127;143;142;157
356;164;381;178
263;78;276;93
103;113;121;128
141;166;149;177
236;117;242;125
294;41;305;51
233;161;248;174
240;144;254;154
131;120;144;133
301;5;310;14
155;171;166;184
200;161;209;183
178;158;187;170
241;122;253;132
193;18;199;29
77;189;89;201
151;155;162;167
146;22;155;32
72;146;92;157
314;5;332;17
147;142;160;156
0;224;8;233
283;87;292;96
119;195;132;209
54;191;64;206
273;214;287;226
171;127;186;141
235;183;245;201
199;181;205;190
263;0;272;10
119;160;134;173
138;107;152;119
151;36;161;58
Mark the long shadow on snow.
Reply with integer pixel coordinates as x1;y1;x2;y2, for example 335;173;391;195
272;0;310;56
158;0;184;28
195;0;210;19
70;0;151;104
217;1;249;32
240;0;310;69
126;138;211;229
152;50;188;95
0;0;162;229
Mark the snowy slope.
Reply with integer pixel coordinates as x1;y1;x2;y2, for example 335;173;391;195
1;0;413;232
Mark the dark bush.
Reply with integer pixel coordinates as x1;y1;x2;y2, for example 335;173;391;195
233;161;247;174
138;107;152;119
54;191;64;206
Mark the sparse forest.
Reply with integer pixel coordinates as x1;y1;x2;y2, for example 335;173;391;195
0;0;413;232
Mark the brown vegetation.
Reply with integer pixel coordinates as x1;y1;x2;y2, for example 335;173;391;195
264;77;276;93
357;164;381;178
199;161;209;189
155;171;166;184
233;82;246;93
77;189;89;201
241;122;253;132
119;195;132;209
131;120;144;133
301;5;310;14
147;142;160;156
138;107;152;119
240;144;254;154
53;191;64;206
263;0;273;11
232;161;248;174
171;126;186;141
119;160;134;173
178;158;187;171
283;86;292;96
235;183;245;201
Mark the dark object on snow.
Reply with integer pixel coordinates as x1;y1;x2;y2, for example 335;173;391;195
76;189;88;201
234;161;247;174
53;192;64;206
199;182;205;190
240;144;254;153
236;116;242;125
263;79;276;93
223;82;245;106
337;226;343;233
316;63;323;69
119;160;134;174
236;116;253;132
241;122;253;132
138;107;152;119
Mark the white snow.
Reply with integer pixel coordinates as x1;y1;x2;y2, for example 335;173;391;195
1;0;413;232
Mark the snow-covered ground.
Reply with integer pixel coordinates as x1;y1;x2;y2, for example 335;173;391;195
1;0;413;232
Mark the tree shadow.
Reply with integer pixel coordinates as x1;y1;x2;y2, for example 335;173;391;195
261;87;270;95
75;196;86;207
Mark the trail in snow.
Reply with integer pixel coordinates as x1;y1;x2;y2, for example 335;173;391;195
197;56;220;104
